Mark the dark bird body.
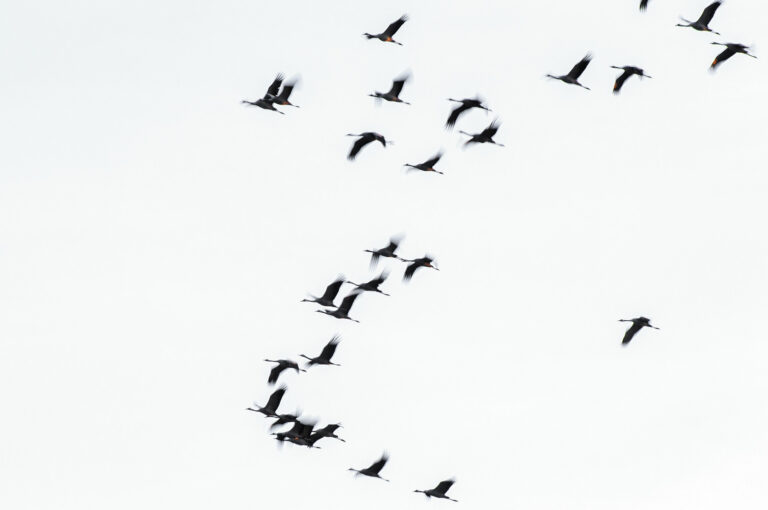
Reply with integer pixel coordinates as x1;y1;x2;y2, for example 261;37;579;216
415;479;458;502
301;335;341;367
445;98;491;128
364;15;408;45
301;276;346;307
349;453;390;481
399;256;439;282
242;74;298;113
677;1;722;34
365;236;402;269
270;412;301;430
347;132;391;161
274;420;319;448
611;66;652;94
460;121;504;146
247;386;286;418
370;76;410;104
310;424;345;444
710;42;757;70
619;317;659;345
317;292;362;322
405;152;444;174
264;359;305;385
547;54;593;90
347;271;390;296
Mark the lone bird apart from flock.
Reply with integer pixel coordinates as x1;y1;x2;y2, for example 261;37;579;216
710;43;757;70
370;75;410;104
405;152;444;175
364;15;408;45
247;386;286;418
301;275;346;307
677;1;722;35
445;98;491;129
264;359;305;384
317;291;363;323
399;255;439;282
347;132;392;161
347;271;390;296
349;452;390;482
415;479;458;502
611;66;652;94
365;236;402;269
241;74;298;113
460;121;504;147
619;317;659;345
547;54;593;90
300;335;341;367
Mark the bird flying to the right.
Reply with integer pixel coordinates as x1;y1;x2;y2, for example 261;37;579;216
710;43;757;70
619;317;659;345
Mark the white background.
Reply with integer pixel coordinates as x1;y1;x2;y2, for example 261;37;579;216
1;1;767;509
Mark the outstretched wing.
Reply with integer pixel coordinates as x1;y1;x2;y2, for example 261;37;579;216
639;0;649;11
348;137;372;160
446;103;471;127
268;364;287;384
277;82;295;102
403;263;419;282
266;74;284;97
321;277;345;302
613;70;631;94
622;323;643;345
711;47;735;69
434;479;455;494
266;386;286;409
481;122;499;138
337;292;360;314
567;55;592;80
388;78;407;97
698;1;722;25
367;453;389;474
384;15;408;37
320;336;339;360
423;153;443;167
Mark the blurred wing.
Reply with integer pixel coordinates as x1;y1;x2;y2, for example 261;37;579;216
384;15;408;36
613;70;630;93
267;74;284;97
388;79;406;97
446;104;470;127
711;48;734;69
698;1;721;25
568;55;592;80
322;278;345;301
348;137;371;160
435;480;455;494
266;387;286;409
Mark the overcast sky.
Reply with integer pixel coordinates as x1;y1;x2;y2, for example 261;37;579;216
1;1;767;509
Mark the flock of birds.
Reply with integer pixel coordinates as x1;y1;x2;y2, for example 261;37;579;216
243;2;756;503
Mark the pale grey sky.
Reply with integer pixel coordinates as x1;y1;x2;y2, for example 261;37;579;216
1;1;767;509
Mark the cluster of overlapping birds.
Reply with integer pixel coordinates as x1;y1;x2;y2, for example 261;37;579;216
243;1;755;503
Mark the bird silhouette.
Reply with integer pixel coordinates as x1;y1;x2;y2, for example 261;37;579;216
241;74;287;114
301;275;346;307
619;317;659;345
399;256;439;282
405;152;444;175
246;386;286;418
300;335;341;367
445;98;491;129
710;42;757;70
264;359;305;385
349;452;390;481
677;1;722;35
346;132;391;161
364;15;408;45
309;423;346;444
269;411;301;430
370;75;411;104
347;271;390;296
365;236;402;269
460;121;504;147
415;479;458;502
610;66;652;94
547;54;593;90
317;292;363;322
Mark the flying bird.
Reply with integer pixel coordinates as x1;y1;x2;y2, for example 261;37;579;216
268;77;299;108
546;54;593;90
241;74;287;114
677;1;722;35
710;42;757;70
459;121;504;147
415;479;458;502
246;386;286;418
349;452;390;482
270;411;301;430
300;335;341;367
399;256;439;282
310;423;346;444
639;0;650;11
610;66;652;94
264;359;305;385
365;236;402;269
370;75;410;104
364;15;408;45
301;275;346;307
347;271;390;296
445;98;491;128
347;132;391;161
405;152;444;175
619;317;659;345
274;420;320;448
317;292;363;323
